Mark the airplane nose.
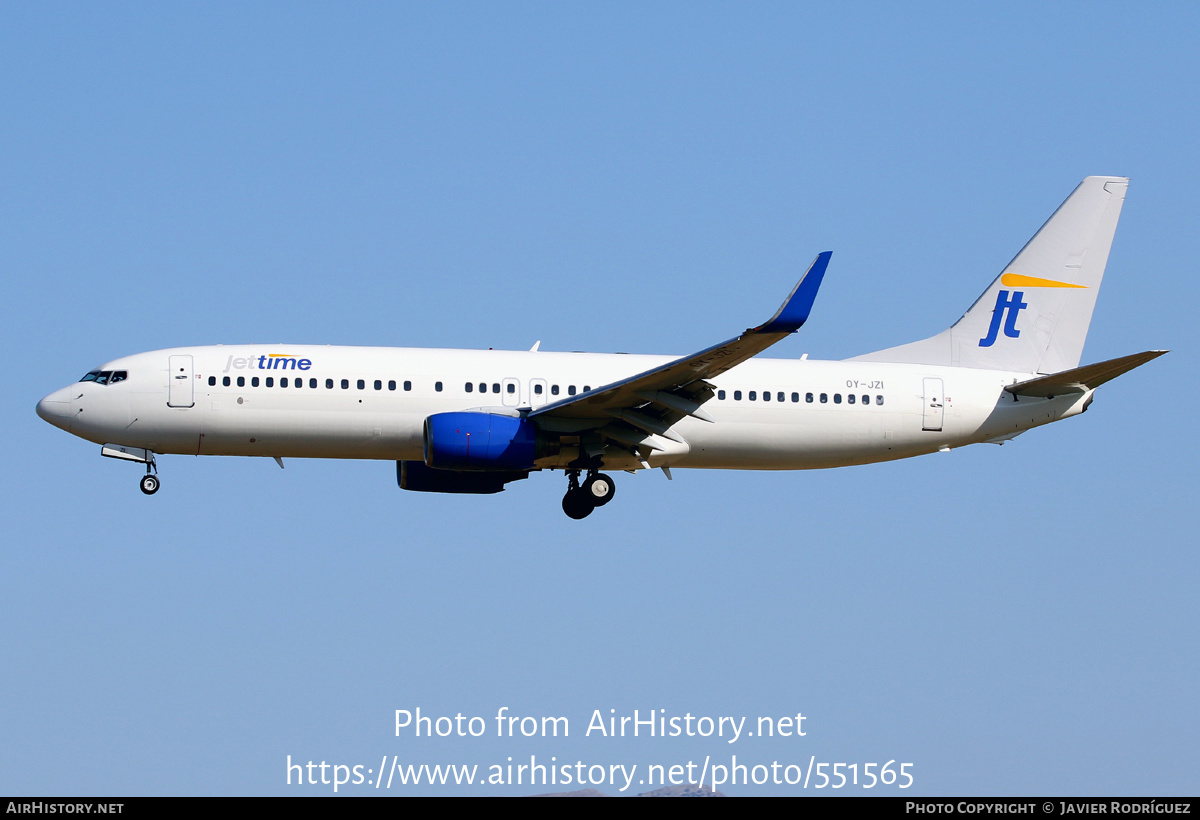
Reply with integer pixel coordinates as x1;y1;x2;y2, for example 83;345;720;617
36;389;73;432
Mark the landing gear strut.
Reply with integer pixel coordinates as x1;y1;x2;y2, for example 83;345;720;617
561;469;616;519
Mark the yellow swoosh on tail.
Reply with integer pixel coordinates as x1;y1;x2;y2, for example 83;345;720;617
1000;273;1086;289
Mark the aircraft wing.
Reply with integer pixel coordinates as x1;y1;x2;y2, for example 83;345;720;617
528;252;831;445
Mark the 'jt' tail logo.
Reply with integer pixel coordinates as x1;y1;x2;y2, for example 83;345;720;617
979;289;1028;347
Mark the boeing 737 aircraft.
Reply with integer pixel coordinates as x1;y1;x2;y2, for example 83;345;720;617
37;176;1164;518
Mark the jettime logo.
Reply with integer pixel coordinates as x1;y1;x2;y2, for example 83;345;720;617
978;290;1027;347
222;353;313;373
977;273;1086;348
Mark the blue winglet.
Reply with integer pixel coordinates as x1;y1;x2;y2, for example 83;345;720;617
756;251;832;334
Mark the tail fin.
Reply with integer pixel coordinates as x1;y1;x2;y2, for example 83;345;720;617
851;176;1129;373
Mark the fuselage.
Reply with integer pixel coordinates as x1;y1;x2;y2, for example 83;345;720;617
36;344;1090;472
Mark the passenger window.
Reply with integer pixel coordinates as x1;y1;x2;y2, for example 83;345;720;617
862;394;869;405
388;380;396;391
478;383;486;393
778;392;785;402
237;376;245;387
294;378;302;388
326;379;333;389
435;381;443;392
734;390;742;401
791;392;799;403
568;386;577;396
762;391;770;402
820;393;827;403
806;392;813;403
374;380;382;390
357;379;365;390
834;393;842;404
749;391;757;401
551;385;560;395
492;383;500;393
252;377;260;387
584;385;591;392
718;390;726;400
208;376;216;386
341;379;349;389
506;383;514;394
876;395;884;405
465;382;473;392
266;377;274;387
282;377;289;387
534;384;543;395
404;381;412;391
848;394;856;404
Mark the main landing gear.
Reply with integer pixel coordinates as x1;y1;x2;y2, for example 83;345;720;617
562;470;616;519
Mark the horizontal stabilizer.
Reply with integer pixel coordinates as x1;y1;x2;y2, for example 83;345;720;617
1005;350;1167;398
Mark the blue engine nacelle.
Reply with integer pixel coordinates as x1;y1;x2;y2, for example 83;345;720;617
423;412;539;471
397;461;528;494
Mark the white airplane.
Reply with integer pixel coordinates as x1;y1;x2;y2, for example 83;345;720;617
37;176;1164;518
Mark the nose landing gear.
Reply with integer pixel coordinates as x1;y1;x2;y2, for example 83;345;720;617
138;455;160;495
561;470;616;519
100;444;160;495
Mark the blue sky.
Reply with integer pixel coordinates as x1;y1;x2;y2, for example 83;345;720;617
3;3;1197;796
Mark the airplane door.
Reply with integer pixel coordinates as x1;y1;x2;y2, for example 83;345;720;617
529;378;548;408
168;355;195;408
502;377;520;407
922;377;943;432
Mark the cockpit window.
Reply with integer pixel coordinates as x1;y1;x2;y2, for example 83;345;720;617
78;369;127;385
